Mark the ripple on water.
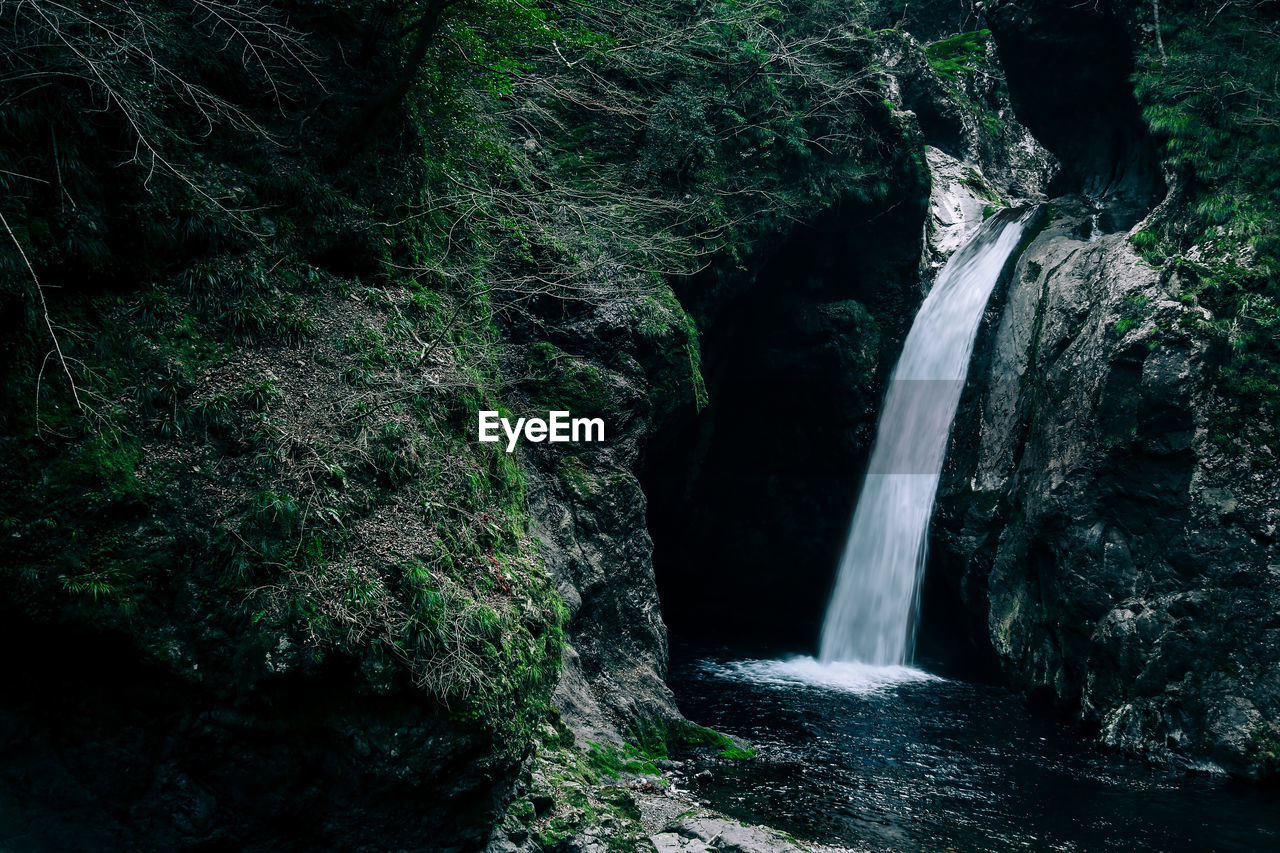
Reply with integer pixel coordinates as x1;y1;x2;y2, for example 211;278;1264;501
671;649;1280;853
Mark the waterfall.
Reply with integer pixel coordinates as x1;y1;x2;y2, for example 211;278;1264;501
819;208;1034;666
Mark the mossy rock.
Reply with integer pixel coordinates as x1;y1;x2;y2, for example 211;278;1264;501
523;342;612;417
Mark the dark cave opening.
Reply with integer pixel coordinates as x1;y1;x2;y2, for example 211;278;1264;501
642;192;927;658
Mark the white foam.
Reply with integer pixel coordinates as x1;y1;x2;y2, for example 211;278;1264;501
700;656;941;695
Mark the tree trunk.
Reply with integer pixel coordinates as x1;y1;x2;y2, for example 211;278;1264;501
338;0;454;157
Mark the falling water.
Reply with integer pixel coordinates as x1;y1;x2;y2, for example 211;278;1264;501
819;208;1034;666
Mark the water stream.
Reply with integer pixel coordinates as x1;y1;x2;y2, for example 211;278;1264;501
820;208;1034;665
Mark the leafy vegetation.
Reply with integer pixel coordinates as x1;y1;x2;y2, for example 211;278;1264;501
923;28;1006;135
1132;1;1280;450
0;0;579;753
925;29;993;82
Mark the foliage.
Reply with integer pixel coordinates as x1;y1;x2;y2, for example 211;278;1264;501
1135;5;1280;252
0;0;575;753
924;29;992;82
1132;1;1280;448
921;28;1005;134
0;0;905;766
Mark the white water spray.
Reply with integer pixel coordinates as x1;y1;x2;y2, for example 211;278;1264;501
819;208;1034;666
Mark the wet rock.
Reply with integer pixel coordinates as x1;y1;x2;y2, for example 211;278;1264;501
657;816;811;853
520;292;682;743
984;0;1165;228
935;198;1280;776
877;28;1058;209
922;147;1017;283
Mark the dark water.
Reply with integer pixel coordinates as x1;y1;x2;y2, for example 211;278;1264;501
669;649;1280;853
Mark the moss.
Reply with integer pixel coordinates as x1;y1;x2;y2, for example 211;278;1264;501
718;746;756;760
557;454;597;498
921;30;1009;147
584;742;661;780
635;283;709;414
523;342;611;417
1113;293;1153;337
924;30;994;82
509;799;536;825
963;168;1003;204
512;732;657;849
64;435;150;509
670;720;755;759
653;718;757;760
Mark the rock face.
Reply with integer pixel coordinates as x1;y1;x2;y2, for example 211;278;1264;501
877;28;1058;211
933;197;1280;776
920;145;1048;284
917;0;1280;778
652;816;815;853
984;0;1165;227
641;21;1060;657
518;298;682;743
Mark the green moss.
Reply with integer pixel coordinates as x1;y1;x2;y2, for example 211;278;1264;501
921;30;1008;145
924;30;994;82
718;746;757;760
636;284;709;414
584;742;661;780
655;719;756;760
1113;293;1153;337
524;342;611;417
65;435;149;508
963;168;1002;204
557;455;596;498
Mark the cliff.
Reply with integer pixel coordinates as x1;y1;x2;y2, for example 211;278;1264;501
933;0;1280;777
2;1;1279;850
